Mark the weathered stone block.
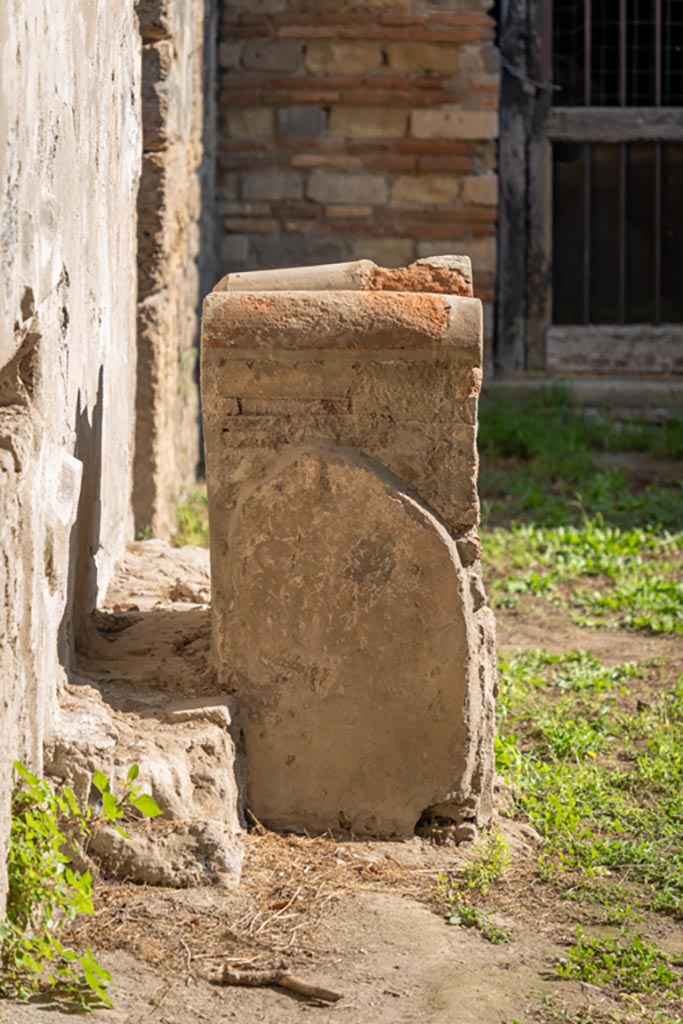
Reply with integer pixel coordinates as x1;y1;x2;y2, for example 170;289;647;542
462;173;498;205
201;258;495;838
278;105;327;139
411;108;498;140
222;447;481;836
45;673;243;888
391;174;459;206
386;42;459;74
328;106;408;139
213;254;474;300
242;168;304;201
224;107;274;139
307;170;388;205
242;39;303;72
305;41;384;75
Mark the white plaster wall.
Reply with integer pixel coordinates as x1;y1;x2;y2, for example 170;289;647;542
0;0;141;913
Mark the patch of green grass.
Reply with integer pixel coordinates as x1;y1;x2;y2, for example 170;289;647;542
485;521;683;634
478;387;683;530
496;650;683;919
556;927;682;996
481;387;683;464
173;488;209;547
612;419;683;461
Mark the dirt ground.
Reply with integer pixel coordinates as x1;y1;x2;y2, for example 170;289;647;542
0;827;604;1024
0;900;593;1024
3;539;682;1024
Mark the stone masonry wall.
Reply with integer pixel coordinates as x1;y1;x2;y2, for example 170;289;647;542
134;0;217;539
0;1;141;915
217;0;499;358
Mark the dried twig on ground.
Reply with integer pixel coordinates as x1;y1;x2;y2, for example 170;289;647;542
215;964;343;1003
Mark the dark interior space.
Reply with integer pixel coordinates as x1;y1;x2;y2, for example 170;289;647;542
552;141;683;324
551;0;683;326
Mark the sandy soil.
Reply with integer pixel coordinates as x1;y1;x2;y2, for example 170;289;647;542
2;878;595;1024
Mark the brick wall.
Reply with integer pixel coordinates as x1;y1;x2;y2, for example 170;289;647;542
216;0;499;355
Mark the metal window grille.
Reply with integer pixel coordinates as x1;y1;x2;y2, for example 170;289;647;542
551;1;683;326
552;141;683;325
552;0;683;107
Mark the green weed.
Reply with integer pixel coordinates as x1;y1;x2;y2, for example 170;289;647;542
459;829;512;896
496;651;683;919
447;903;511;944
478;387;683;530
485;521;683;634
480;388;683;1024
557;927;683;996
173;487;209;547
436;831;512;944
1;762;162;1009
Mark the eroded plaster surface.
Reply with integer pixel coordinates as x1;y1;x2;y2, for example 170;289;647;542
0;0;141;913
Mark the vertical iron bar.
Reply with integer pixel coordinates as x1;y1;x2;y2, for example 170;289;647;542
618;0;627;323
541;0;553;86
584;0;592;105
655;2;663;323
655;0;663;105
619;143;627;323
619;0;627;105
583;144;592;324
664;0;671;102
654;143;662;323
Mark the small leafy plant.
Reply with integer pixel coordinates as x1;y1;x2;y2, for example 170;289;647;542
173;487;209;547
448;903;511;944
1;761;162;1009
557;927;683;996
437;830;512;944
459;830;511;896
91;765;162;838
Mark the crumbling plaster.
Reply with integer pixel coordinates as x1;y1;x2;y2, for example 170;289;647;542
0;0;141;914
